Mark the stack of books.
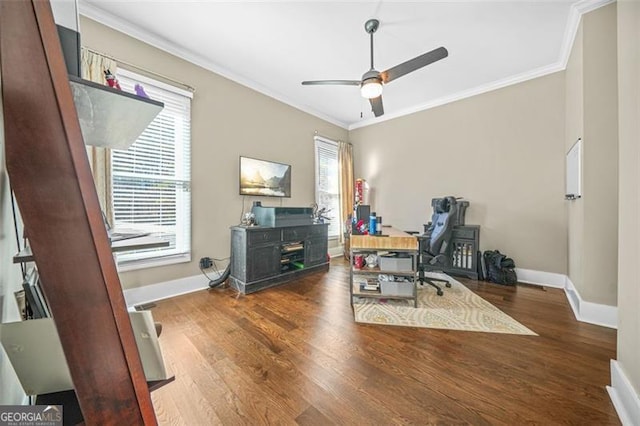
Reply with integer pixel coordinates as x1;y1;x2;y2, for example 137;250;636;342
356;277;380;292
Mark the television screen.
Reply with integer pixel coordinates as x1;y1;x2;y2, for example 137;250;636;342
239;156;291;197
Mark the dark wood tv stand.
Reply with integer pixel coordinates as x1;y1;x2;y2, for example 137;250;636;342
229;224;329;294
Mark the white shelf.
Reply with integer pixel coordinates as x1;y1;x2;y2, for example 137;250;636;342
69;75;163;150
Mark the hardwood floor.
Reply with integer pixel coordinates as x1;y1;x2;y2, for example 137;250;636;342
149;258;619;425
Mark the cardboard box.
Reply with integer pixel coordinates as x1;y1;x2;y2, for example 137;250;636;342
380;280;414;297
379;254;413;272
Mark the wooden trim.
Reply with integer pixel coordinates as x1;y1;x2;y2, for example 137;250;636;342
350;227;418;251
0;1;156;423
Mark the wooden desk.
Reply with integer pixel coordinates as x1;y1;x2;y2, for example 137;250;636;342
349;227;419;308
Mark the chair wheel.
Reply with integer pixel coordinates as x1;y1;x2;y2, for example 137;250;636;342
437;290;444;296
445;282;452;288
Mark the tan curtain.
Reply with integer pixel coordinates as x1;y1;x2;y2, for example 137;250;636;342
338;141;354;243
81;48;116;224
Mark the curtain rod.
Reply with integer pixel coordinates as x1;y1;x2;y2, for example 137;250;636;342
85;47;196;92
314;130;349;145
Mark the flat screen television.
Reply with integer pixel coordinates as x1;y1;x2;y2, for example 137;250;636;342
239;156;291;197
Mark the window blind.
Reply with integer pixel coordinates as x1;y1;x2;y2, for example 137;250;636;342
112;69;192;265
314;137;340;238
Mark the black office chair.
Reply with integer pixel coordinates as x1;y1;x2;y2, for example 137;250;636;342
418;197;457;295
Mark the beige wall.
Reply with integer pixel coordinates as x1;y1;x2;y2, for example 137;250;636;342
565;22;585;300
80;17;348;289
582;4;618;306
565;4;618;307
350;73;567;273
616;0;640;402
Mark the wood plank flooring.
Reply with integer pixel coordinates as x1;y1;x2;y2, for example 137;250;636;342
149;258;619;425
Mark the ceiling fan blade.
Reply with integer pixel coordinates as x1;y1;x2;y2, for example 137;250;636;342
380;46;448;84
302;80;361;86
369;95;384;117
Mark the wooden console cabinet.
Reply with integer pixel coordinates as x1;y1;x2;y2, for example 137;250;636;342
420;225;480;279
229;224;329;294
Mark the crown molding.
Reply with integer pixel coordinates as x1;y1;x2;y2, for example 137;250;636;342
558;0;615;69
78;1;349;130
350;0;615;131
349;62;564;131
573;0;616;14
80;0;614;132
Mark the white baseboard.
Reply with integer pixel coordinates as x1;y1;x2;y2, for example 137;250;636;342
515;268;566;288
123;265;617;328
607;360;640;426
564;276;618;329
328;245;344;258
123;248;344;307
123;273;213;308
515;268;617;329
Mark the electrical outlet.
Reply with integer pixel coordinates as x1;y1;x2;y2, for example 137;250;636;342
199;257;213;269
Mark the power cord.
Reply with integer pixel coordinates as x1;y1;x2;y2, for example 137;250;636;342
240;196;250;225
199;256;231;288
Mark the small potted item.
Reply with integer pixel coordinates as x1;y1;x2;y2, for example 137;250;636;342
365;254;377;268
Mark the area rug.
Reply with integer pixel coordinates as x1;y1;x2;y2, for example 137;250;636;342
353;272;536;335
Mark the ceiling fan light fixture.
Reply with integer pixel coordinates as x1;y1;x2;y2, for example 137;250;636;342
360;78;382;99
302;18;448;118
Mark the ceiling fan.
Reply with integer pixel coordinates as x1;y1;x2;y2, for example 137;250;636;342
302;19;448;117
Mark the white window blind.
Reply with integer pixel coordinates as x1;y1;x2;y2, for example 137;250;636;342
314;137;340;238
112;69;192;267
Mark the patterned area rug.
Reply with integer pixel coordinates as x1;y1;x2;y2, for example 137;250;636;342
353;273;536;335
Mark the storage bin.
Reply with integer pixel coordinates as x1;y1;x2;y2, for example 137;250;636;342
379;254;413;272
380;280;414;297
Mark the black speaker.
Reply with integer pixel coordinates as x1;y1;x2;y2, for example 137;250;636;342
355;204;370;222
56;24;81;77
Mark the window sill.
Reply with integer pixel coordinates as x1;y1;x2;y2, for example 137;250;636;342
117;253;191;272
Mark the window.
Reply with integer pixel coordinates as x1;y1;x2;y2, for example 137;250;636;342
111;69;192;268
314;136;340;238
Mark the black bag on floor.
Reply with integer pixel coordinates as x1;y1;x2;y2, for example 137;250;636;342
483;250;517;285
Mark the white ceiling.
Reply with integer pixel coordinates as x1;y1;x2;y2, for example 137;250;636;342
78;0;609;130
